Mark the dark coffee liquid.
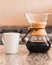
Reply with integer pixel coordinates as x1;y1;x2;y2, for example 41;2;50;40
26;41;51;53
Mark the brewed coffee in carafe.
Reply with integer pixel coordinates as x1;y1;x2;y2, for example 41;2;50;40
22;13;51;53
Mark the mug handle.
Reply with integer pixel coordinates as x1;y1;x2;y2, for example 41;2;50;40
2;35;5;44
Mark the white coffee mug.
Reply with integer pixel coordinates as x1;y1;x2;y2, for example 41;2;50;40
2;32;20;54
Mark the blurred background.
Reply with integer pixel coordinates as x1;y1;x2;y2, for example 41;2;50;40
0;0;52;26
0;0;52;44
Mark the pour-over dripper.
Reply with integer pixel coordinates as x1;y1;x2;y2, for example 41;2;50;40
25;13;50;28
25;13;50;36
25;13;49;24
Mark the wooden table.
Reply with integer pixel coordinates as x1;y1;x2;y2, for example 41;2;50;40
0;45;52;65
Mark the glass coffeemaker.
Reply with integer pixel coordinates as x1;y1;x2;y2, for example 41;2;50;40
22;13;51;53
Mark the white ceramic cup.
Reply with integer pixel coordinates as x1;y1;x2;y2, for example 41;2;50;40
2;32;20;54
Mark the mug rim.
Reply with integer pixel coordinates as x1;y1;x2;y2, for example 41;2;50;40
3;32;20;35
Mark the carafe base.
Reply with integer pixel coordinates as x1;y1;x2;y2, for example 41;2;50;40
26;41;51;53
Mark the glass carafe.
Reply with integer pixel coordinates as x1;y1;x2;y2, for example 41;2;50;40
22;13;51;53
